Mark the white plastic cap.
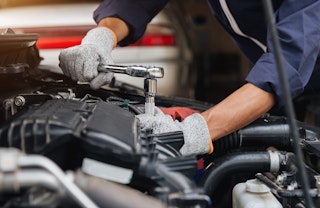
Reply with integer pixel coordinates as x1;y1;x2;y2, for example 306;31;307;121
245;179;270;193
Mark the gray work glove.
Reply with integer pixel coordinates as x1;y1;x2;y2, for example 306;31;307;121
59;27;115;89
136;109;213;156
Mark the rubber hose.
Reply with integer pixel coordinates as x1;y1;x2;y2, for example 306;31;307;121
213;118;293;154
198;151;273;197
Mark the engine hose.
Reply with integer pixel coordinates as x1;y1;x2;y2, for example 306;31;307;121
74;171;166;208
213;117;293;154
212;132;239;155
198;151;282;197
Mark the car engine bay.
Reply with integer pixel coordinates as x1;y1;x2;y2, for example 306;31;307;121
0;27;320;208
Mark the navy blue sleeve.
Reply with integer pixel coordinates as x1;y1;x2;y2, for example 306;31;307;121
246;0;320;108
93;0;169;46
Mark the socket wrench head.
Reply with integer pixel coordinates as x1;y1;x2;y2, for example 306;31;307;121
128;65;164;78
144;78;157;96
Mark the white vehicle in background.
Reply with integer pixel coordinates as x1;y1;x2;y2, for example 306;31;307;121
0;0;194;97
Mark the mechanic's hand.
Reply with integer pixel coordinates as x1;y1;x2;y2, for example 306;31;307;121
59;27;116;89
136;109;213;156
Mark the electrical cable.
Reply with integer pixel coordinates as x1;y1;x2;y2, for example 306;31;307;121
262;0;315;207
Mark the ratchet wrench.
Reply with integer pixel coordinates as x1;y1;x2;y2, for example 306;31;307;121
98;64;164;79
98;64;164;115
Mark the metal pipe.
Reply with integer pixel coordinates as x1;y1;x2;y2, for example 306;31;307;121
0;170;62;194
74;171;166;208
18;155;98;208
17;170;61;192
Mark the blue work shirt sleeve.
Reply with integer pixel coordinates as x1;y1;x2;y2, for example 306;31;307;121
245;0;320;108
93;0;169;46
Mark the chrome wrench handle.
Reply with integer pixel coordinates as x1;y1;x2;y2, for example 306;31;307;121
98;64;164;79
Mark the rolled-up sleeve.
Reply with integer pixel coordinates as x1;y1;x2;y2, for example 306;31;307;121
94;0;169;46
246;0;320;108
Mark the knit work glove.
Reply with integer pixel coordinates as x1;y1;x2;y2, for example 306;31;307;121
136;109;213;156
59;27;116;89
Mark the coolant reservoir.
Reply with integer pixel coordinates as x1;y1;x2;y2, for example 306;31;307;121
232;179;283;208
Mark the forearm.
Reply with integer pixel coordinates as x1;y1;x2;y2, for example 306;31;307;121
201;83;275;141
98;17;130;43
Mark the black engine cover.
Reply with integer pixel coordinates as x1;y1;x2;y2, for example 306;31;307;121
0;99;140;170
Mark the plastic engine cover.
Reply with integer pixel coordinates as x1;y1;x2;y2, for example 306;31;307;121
0;99;140;170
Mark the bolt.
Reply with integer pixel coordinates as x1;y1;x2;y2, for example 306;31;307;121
14;96;26;107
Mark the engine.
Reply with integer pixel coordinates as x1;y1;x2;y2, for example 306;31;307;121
0;71;318;208
0;73;213;207
0;30;319;208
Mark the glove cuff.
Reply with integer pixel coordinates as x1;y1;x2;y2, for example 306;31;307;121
81;27;116;53
179;113;213;156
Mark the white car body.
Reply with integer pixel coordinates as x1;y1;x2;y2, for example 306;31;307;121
0;2;193;97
